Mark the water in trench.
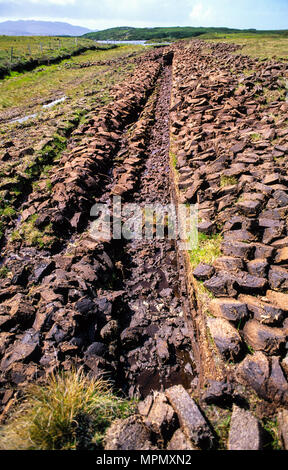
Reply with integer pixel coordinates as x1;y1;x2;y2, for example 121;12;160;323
9;96;67;124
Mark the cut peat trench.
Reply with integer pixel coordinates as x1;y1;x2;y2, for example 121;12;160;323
2;40;288;449
0;54;198;403
99;63;198;398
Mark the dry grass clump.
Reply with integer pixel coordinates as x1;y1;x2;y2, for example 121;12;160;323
0;369;135;450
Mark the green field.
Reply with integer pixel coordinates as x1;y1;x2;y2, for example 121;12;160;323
201;32;288;60
0;44;143;115
0;36;97;66
0;35;110;78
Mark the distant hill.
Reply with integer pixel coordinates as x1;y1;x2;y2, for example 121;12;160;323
0;20;92;36
84;26;288;41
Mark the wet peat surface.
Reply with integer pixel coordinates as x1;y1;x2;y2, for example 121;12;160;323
93;64;197;398
111;66;196;398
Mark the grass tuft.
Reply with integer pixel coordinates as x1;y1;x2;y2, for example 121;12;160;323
13;213;54;248
263;87;286;104
212;411;232;449
250;133;262;142
262;417;281;450
0;369;135;450
189;232;222;269
195;280;215;316
0;265;9;278
170;149;178;169
220;175;237;187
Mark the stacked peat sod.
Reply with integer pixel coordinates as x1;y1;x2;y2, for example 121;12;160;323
104;383;273;450
170;40;288;418
0;49;165;410
26;52;162;234
99;41;288;451
1;40;288;449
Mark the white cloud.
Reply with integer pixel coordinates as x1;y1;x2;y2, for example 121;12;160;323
189;2;212;22
48;0;76;4
0;0;76;4
0;0;287;30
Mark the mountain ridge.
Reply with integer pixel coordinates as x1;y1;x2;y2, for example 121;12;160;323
0;20;92;36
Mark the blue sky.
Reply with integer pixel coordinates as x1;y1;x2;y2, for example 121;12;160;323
0;0;287;31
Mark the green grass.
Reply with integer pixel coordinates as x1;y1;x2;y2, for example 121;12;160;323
189;232;222;317
0;204;18;240
250;133;262;142
170;150;177;168
262;417;281;450
0;45;142;112
0;206;16;221
246;343;255;355
0;35;102;69
0;265;9;278
220;175;238;187
189;232;222;269
25;133;67;178
195;280;215;316
0;369;135;450
263;87;287;104
204;34;288;60
11;213;54;249
45;179;53;192
243;68;256;76
213;411;232;449
0;133;68;243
